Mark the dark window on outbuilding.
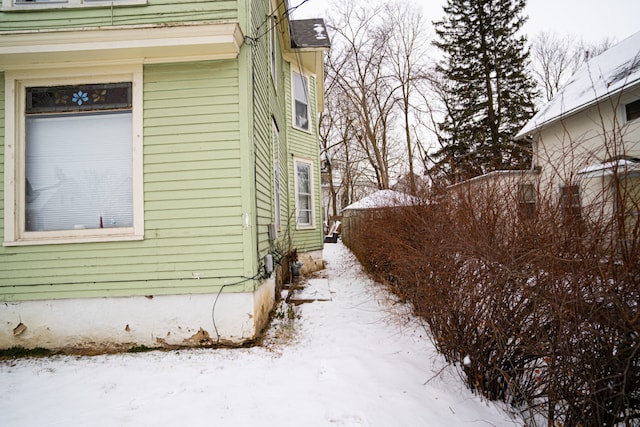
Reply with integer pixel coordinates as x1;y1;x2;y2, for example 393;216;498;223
626;99;640;122
560;185;582;222
518;183;536;218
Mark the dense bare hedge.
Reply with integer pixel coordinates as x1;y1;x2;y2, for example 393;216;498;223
345;184;640;426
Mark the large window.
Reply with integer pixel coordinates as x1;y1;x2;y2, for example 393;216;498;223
4;67;143;245
294;157;315;228
292;71;310;131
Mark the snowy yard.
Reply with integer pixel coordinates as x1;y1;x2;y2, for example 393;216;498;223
0;242;517;426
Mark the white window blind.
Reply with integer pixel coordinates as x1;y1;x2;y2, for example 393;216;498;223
25;112;133;232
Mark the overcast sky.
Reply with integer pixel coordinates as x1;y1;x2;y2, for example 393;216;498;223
291;0;640;45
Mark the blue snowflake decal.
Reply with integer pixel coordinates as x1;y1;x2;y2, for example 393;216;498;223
72;90;89;106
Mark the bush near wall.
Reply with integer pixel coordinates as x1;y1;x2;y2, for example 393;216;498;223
344;183;640;426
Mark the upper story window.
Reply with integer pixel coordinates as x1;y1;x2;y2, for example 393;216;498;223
4;66;144;246
625;99;640;122
4;0;145;10
292;70;310;132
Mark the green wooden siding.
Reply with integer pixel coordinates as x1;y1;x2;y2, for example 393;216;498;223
0;60;261;301
249;0;274;260
0;73;4;244
0;0;238;30
271;14;291;245
0;0;326;303
247;0;303;264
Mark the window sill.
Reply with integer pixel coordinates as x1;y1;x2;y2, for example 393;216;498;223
292;125;313;134
296;225;316;231
4;230;143;246
2;0;146;12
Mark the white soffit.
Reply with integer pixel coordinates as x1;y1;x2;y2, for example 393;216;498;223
0;22;244;69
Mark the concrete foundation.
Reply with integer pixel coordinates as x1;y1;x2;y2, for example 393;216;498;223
0;278;275;353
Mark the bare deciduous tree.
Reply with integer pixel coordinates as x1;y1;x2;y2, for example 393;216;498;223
321;0;434;196
382;1;431;195
529;32;583;103
332;7;395;190
529;31;616;103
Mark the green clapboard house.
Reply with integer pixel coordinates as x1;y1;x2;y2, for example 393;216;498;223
0;0;329;351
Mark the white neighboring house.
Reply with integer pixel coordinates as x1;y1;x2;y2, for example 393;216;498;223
516;30;640;242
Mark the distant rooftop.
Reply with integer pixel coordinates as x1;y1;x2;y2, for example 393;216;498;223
289;19;331;49
342;190;421;212
517;30;640;138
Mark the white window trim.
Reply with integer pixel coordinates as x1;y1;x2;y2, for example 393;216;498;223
3;65;144;246
291;69;311;133
2;0;146;11
293;156;316;230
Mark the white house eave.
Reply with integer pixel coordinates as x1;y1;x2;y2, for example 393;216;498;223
515;94;612;140
0;22;245;70
446;169;541;191
516;79;640;140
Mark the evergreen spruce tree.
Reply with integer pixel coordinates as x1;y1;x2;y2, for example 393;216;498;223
433;0;537;182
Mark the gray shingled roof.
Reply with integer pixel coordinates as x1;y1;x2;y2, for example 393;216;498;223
290;19;331;49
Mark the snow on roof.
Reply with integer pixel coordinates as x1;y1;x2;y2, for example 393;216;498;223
516;30;640;139
341;189;420;212
577;158;640;176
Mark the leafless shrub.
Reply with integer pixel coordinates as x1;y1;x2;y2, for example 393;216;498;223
345;174;640;426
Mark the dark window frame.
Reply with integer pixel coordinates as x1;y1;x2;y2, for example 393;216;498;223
625;99;640;122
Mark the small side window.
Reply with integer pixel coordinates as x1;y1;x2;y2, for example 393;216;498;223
294;157;315;228
292;71;310;131
625;99;640;122
560;185;582;222
517;183;536;218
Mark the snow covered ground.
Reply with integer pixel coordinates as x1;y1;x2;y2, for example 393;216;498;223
0;242;518;426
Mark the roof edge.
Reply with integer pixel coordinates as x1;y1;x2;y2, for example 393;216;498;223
515;79;640;139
